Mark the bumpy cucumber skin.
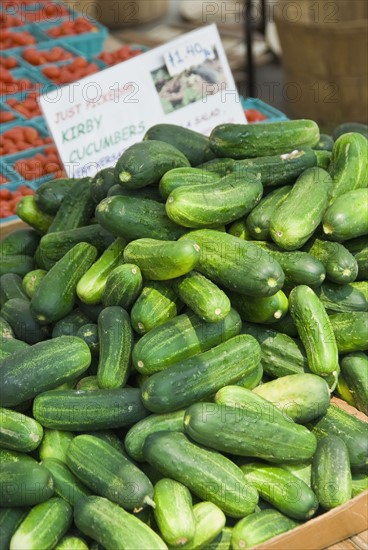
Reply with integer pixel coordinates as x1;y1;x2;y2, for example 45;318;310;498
131;281;182;335
229;289;288;324
329;132;368;201
305;237;358;284
311;435;352;509
0;408;43;452
329;312;368;353
159;167;219;199
0;462;54;507
143;431;259;518
246;185;291;240
341;352;368;415
103;264;143;309
289;285;339;377
41;457;91;506
90;167;115;203
323;188;368;242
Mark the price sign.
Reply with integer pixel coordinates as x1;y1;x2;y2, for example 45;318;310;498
164;41;215;76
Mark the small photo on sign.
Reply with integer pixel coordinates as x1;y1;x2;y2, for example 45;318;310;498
151;47;227;114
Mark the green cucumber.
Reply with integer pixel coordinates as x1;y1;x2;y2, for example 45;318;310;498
0;254;34;278
33;387;148;430
22;269;47;298
1;298;49;344
39;430;75;463
16;196;53;234
333;122;368;140
329;312;368;352
179;502;226;550
67;435;153;511
229;289;288;324
352;473;368;497
278;463;312;487
0;316;14;340
180;229;284;297
0;449;36;465
253;373;330;423
143;431;258;518
231;509;299;549
311;435;352;509
246;185;291;240
0;273;28;306
166;172;263;228
323;188;368;241
0;228;39;257
305;237;358;284
47;177;94;234
76;375;99;390
159;167;219;199
228;217;252;240
204;527;232;550
76;301;104;323
74;496;167;550
97;306;133;389
289;285;339;377
270;167;332;250
103;264;143;309
236;362;263;389
0;339;29;361
315;150;332;170
184;402;317;463
125;410;185;462
124;238;200;280
153;478;195;546
209;120;319;158
34;177;77;215
76;324;99;356
341;353;368;415
131;281;182;335
336;373;356;407
55;536;89;550
241;462;318;520
0;408;43;452
316;281;368;312
308;403;368;471
31;242;97;324
329;133;368;201
107;183;163;201
0;336;91;407
41;458;91;506
10;498;72;550
88;430;127;456
0;462;54;507
314;133;334;151
0;509;28;550
77;237;126;305
141;334;261;413
173;272;231;323
52;309;91;338
90;167;115;203
197;157;236;176
115;140;190;189
344;237;368;280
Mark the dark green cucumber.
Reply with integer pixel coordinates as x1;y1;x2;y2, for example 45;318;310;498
0;316;14;340
90;167;115;203
31;242;97;324
166;172;263;228
311;435;352;509
103;264;143;309
88;430;127;456
143;431;258;518
210;120;319;158
144;124;214;166
341;353;368;415
333;122;368;140
39;429;75;463
204;527;232;550
0;462;54;507
0;273;28;306
22;269;47;299
33;387;148;430
0;450;37;466
10;498;72;549
39;224;114;264
0;254;34;278
16;196;53;234
351;473;368;497
131;281;182;335
323;188;368;242
0;508;28;550
305;237;358;284
229;289;288;324
74;496;167;550
173;272;231;322
125;410;185;462
179;502;225;550
241;462;318;520
141;335;261;413
308;403;368;471
42;458;91;506
76;301;104;323
159;167;219;199
246;185;291;240
289;285;339;377
0;336;91;407
133;309;241;375
35;177;77;215
270;167;332;250
67;435;153;511
76;324;99;356
153;478;195;546
47;177;94;234
316;282;368;312
77;237;126;305
329;312;368;352
329;133;368;201
115;140;190;189
344;236;368;280
52;309;91;338
0;408;43;452
184;402;317;463
124;238;200;280
253;373;330;423
107;183;163;201
231;509;299;550
97;306;133;389
96;195;184;241
0;228;40;256
314;133;334;151
180;230;285;297
1;298;49;344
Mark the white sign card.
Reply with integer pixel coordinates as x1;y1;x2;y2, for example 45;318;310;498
39;24;246;178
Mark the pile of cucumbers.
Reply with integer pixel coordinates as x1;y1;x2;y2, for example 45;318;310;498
0;119;367;550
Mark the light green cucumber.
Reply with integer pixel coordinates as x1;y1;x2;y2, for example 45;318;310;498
39;430;75;463
0;408;43;452
131;281;182;335
246;185;291;240
179;502;226;550
154;479;195;546
229;289;288;324
41;457;91;506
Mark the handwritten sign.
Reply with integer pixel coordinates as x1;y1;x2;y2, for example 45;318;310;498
39;25;246;179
